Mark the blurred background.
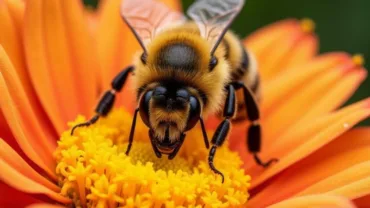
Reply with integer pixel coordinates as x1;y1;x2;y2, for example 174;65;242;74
84;0;369;124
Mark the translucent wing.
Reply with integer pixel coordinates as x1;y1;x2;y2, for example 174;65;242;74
187;0;245;55
121;0;184;53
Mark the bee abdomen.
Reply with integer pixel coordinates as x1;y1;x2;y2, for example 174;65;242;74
230;47;249;81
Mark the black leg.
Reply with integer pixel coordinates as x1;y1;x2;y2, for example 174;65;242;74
71;115;99;135
70;66;134;135
148;129;162;158
232;81;278;167
209;145;225;183
209;85;236;183
125;108;139;155
253;153;278;167
168;133;186;160
199;117;209;149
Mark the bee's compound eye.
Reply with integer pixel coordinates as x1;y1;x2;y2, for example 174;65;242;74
185;96;201;131
141;52;148;64
176;89;190;101
153;86;167;97
209;56;218;71
139;90;153;127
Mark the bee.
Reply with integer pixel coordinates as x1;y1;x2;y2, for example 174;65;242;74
72;0;277;182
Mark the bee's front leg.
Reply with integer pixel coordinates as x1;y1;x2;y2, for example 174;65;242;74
71;66;134;135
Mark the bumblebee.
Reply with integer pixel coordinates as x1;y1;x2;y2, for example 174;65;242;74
72;0;277;182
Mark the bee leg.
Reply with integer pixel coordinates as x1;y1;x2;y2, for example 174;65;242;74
199;117;210;149
168;133;186;160
148;129;162;158
209;85;236;183
71;115;99;135
70;66;134;135
125;108;140;155
232;81;278;168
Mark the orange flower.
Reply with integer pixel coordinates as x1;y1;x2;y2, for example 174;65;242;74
0;0;369;207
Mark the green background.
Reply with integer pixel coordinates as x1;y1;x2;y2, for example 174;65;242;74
84;0;369;124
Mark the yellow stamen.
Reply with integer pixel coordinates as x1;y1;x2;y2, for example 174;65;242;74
55;108;251;207
300;18;316;33
352;54;365;66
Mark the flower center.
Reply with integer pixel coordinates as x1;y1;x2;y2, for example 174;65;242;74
54;108;251;207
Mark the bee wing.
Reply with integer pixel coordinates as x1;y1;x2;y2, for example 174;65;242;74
121;0;184;53
187;0;245;55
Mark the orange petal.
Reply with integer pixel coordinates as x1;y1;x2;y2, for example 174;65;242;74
42;0;85;117
354;195;370;208
60;0;100;116
0;0;28;85
0;48;56;179
96;0;128;87
0;1;53;139
0;159;71;204
27;204;66;208
0;182;43;208
295;69;367;122
262;52;351;113
267;195;355;208
280;34;318;70
96;0;136;112
299;162;370;199
244;98;370;188
245;19;298;57
248;128;370;207
259;33;317;81
23;0;68;133
263;64;365;139
0;139;60;192
23;0;97;132
4;0;24;28
0;106;25;162
85;6;99;35
245;19;318;81
1;0;57;138
0;110;13;144
264;97;370;157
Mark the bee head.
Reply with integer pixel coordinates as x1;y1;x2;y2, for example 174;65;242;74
138;83;202;154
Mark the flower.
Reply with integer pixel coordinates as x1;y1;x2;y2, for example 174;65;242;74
0;0;369;208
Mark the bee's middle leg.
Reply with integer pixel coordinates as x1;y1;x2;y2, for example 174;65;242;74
232;81;278;167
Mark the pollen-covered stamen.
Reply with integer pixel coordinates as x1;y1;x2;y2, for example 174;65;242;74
55;108;251;207
300;18;316;33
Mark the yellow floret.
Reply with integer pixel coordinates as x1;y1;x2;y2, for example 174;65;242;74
54;108;251;207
